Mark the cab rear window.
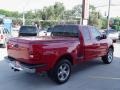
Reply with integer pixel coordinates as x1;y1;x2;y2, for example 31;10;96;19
52;25;79;37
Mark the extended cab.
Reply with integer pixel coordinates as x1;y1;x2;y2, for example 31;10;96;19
6;25;114;84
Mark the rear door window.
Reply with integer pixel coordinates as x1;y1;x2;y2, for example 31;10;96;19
81;26;91;41
90;27;101;39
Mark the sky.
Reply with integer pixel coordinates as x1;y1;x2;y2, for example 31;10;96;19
0;0;120;17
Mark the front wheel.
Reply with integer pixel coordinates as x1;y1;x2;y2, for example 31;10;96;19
48;59;71;84
102;48;113;64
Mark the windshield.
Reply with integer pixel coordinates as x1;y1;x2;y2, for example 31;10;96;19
51;25;79;37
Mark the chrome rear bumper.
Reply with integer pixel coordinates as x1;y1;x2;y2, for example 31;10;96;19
5;56;46;73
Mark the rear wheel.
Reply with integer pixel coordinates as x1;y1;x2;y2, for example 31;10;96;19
48;59;71;84
102;48;113;64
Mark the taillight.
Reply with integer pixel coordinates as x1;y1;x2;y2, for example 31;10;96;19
1;35;3;39
7;41;13;49
29;51;34;58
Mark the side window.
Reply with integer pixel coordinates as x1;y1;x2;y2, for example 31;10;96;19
81;26;91;41
90;27;101;39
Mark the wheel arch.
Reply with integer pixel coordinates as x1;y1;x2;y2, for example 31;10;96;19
54;53;74;67
109;45;114;52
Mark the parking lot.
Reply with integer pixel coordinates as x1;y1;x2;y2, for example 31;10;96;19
0;43;120;90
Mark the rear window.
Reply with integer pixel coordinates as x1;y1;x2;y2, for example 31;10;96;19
51;25;79;37
19;26;38;36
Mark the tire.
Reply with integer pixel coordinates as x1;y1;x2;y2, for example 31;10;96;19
48;59;72;84
102;48;113;64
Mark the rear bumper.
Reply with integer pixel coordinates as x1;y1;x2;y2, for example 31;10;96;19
5;56;46;73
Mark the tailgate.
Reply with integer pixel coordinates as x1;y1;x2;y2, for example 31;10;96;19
7;38;31;63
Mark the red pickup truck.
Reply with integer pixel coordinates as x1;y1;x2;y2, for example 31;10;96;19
6;25;114;84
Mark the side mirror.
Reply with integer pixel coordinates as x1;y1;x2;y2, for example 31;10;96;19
101;34;107;39
96;36;102;40
96;34;107;40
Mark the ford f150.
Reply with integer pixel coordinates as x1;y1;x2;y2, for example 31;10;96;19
6;24;114;84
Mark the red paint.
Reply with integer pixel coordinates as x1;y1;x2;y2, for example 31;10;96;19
7;25;113;73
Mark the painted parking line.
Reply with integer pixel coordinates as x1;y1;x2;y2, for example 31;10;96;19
89;76;120;80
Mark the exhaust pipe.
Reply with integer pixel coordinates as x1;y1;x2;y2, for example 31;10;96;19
14;69;20;72
11;67;20;72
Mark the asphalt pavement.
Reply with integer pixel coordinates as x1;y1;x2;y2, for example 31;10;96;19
0;43;120;90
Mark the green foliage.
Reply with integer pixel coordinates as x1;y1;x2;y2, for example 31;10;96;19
0;3;108;29
101;18;107;29
112;25;117;30
88;5;107;29
41;21;57;29
12;19;22;25
111;17;120;31
53;2;65;20
72;4;82;18
112;25;120;31
89;5;100;27
0;9;20;18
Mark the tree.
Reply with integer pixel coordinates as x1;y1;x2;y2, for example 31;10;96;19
72;4;82;18
25;11;34;19
53;2;65;20
111;17;120;31
0;3;106;29
89;5;103;28
0;9;19;18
